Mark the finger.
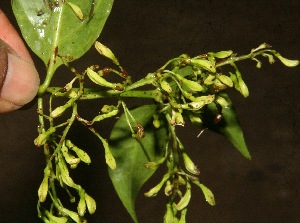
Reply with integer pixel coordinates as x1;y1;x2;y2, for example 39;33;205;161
0;9;40;113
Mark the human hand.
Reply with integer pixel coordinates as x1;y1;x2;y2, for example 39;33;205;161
0;9;39;113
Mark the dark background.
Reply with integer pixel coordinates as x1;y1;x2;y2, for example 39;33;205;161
0;0;299;222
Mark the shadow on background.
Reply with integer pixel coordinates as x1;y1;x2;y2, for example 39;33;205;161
0;0;299;222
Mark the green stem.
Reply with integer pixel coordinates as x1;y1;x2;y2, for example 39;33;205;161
216;49;275;68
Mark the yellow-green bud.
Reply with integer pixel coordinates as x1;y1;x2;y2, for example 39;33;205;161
94;41;119;65
38;175;49;202
175;183;191;211
77;190;86;217
84;193;97;214
160;80;173;94
66;140;91;164
68;2;83;20
274;52;299;67
60;208;81;223
217;74;233;87
193;181;216;206
212;50;233;59
182;152;200;175
34;127;56;147
44;210;68;223
190;59;216;73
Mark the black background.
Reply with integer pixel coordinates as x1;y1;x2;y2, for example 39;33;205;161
0;0;299;222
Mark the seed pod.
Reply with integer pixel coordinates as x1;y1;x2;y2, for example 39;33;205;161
274;52;299;67
94;41;119;65
77;190;86;216
212;50;233;59
217;74;233;87
182;152;200;175
160;80;173;94
175;183;191;211
190;59;216;73
68;2;83;20
34;127;56;147
84;193;97;214
66;140;91;164
38;175;49;202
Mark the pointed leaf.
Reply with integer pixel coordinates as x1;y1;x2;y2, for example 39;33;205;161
12;0;113;71
200;93;251;159
109;105;168;222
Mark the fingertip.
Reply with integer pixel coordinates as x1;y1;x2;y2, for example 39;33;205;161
0;53;40;113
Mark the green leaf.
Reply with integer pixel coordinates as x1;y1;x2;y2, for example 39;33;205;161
12;0;113;70
200;93;251;159
109;105;168;223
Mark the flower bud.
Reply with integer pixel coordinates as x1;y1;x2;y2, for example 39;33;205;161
102;139;116;170
175;183;191;211
164;202;178;223
44;210;68;223
68;2;83;20
190;59;216;73
179;208;187;223
182;152;200;175
77;190;87;217
86;68;115;88
237;76;249;98
164;180;173;196
34;127;56;147
204;74;215;85
60;208;81;223
66;140;91;164
193;181;216;206
153;114;161;128
212;50;233;59
62;145;80;167
160;80;173;94
274;52;299;67
145;173;171;197
38;175;49;202
217;74;233;87
94;41;119;65
84;193;97;214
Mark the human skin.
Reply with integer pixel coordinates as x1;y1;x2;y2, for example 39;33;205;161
0;9;39;113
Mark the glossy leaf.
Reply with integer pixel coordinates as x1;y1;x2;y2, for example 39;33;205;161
200;93;251;159
12;0;114;71
109;105;168;223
